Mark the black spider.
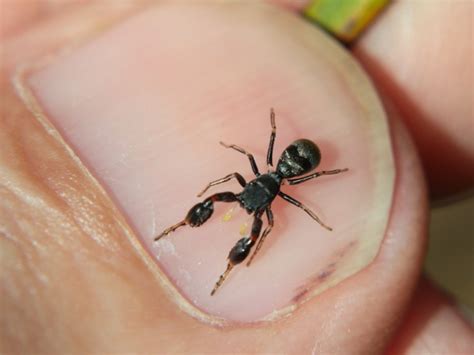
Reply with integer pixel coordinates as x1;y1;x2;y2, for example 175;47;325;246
155;109;348;295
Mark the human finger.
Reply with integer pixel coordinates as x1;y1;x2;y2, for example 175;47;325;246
2;1;427;353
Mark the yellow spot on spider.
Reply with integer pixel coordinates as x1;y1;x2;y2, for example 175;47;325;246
222;206;235;222
240;219;251;236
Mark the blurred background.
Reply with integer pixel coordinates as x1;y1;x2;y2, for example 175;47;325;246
427;195;473;321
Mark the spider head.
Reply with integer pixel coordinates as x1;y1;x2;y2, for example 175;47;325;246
276;139;321;178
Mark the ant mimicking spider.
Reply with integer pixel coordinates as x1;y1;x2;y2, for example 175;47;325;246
155;109;348;295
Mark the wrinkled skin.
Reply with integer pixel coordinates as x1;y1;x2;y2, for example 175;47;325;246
1;1;472;354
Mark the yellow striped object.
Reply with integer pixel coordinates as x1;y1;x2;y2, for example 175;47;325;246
304;0;390;43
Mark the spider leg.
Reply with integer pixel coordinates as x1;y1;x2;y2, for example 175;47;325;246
278;191;332;231
247;207;274;266
197;172;246;197
287;168;348;185
266;108;276;171
154;192;238;241
211;210;263;295
219;141;260;176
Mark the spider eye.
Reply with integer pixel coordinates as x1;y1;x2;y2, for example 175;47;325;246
276;139;321;178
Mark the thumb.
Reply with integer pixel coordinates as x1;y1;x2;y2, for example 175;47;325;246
2;2;426;353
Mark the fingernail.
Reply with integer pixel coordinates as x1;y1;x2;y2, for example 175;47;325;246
25;3;394;323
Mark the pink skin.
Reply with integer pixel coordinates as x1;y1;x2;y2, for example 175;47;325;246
353;0;474;198
386;277;474;354
27;3;392;322
277;0;474;198
0;2;40;39
1;0;473;353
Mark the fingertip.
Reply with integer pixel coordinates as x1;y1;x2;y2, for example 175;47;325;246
26;1;395;323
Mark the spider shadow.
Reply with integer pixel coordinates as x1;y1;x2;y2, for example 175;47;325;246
314;138;341;171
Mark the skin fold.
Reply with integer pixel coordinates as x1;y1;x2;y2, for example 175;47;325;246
1;1;472;354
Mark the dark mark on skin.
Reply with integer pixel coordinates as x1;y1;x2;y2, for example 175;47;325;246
292;287;310;303
337;240;356;259
317;262;336;281
291;240;358;303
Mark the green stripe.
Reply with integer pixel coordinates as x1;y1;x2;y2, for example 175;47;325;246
304;0;391;43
